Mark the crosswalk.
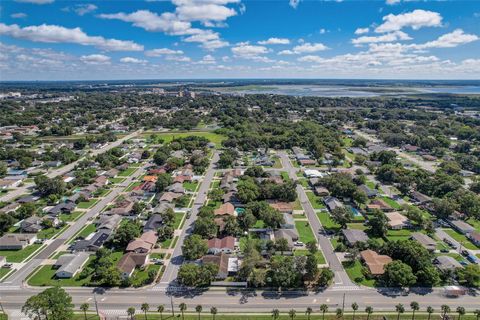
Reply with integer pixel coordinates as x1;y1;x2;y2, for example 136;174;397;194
0;285;21;291
330;285;364;291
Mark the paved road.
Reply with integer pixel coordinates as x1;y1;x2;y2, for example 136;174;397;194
278;152;354;287
157;151;219;287
1;164;147;286
435;229;480;256
0;131;141;203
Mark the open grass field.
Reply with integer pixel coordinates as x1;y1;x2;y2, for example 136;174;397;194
109;177;126;184
295;221;316;244
0;243;42;263
147;131;226;145
306;191;325;210
443;229;479;250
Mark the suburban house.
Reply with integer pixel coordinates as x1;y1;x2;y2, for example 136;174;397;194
20;216;43;233
96;214;122;231
434;256;463;272
314;186;330;197
214;202;236;217
143;214;164;232
167;182;185;194
159;192;183;203
360;250;392;276
222;192;242;206
105;168;119;178
0;233;37;250
207;236;236;254
410;191;432;205
467;231;480;246
273;229;299;249
269;202;293;214
201;253;231;280
358;185;378;198
54;252;90;278
48;201;76;216
126;231;158;253
449;220;475;235
117;252;149;279
108;197;135;216
366;199;394;212
411;232;436;252
385;212;409;229
324;196;343;212
72;229;111;252
342;229;369;246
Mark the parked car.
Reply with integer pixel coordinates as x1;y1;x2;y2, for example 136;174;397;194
461;250;469;257
2;263;13;269
294;241;304;247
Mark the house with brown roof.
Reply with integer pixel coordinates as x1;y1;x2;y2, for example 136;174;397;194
360;250;392;276
201;253;230;279
385;212;409;229
143;176;158;183
207;236;236;254
467;231;480;246
126;231;158;253
0;233;37;250
108;198;135;216
117;252;149;279
159;192;183;203
411;232;436;252
314;186;330;196
214;202;236;217
268;202;293;214
367;199;394;212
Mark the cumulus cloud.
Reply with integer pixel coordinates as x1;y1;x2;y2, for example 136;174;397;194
198;54;216;64
145;48;184;56
80;54;111;64
165;55;191;62
120;57;147;64
408;29;479;50
0;23;143;51
258;37;290;45
71;4;97;16
231;43;273;62
289;0;300;9
352;31;411;45
385;0;401;5
11;13;27;19
354;27;369;35
375;10;443;33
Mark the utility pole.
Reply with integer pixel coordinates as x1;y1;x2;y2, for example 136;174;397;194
94;293;99;316
342;293;346;313
170;295;175;317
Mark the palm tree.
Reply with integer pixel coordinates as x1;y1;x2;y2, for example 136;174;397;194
410;302;419;320
395;304;405;320
210;307;218;320
272;309;280;320
141;303;150;320
474;309;480;320
426;306;434;320
179;303;187;320
365;306;373;320
195;305;203;320
127;307;136;320
320;304;328;320
336;308;343;319
352;302;359;320
80;303;89;320
441;305;450;318
289;309;296;320
456;306;466;320
305;307;312;320
157;305;165;320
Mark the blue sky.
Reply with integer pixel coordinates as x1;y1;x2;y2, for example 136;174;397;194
0;0;479;80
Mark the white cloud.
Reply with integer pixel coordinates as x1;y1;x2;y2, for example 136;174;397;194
198;54;216;64
165;55;191;62
231;43;273;62
145;48;184;56
375;10;443;33
278;50;294;55
385;0;401;5
74;4;97;16
15;0;53;4
0;23;143;51
80;54;110;64
409;29;479;50
258;37;290;45
289;0;300;9
175;2;237;23
354;27;369;35
291;42;328;54
120;57;147;64
352;31;411;45
11;13;27;19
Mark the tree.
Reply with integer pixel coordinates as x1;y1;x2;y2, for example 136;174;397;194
237;178;260;203
132;202;146;215
272;309;280;320
80;303;89;320
306;241;318;254
457;263;480;286
156;173;173;192
22;286;74;320
457;306;466;320
351;302;359;320
141;303;150;320
335;308;343;318
153;150;169;166
0;213;15;236
365;306;373;320
320;304;328;320
157;305;165;320
441;305;450;318
34;175;66;196
426;306;434;320
331;207;350;228
383;261;417;288
177;263;218;287
127;307;136;320
305;307;312;320
395;304;405;320
275;238;290;254
304;254;319;282
113;221;141;248
182;235;208;260
179;303;187;320
317;268;334;287
210;307;218;320
289;309;296;320
193;217;218;239
196;305;203;320
474;309;480;320
410;301;419;320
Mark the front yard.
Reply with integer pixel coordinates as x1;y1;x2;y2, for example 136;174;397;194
306;191;325;210
0;243;42;263
294;221;316;244
444;229;479;250
77;198;99;209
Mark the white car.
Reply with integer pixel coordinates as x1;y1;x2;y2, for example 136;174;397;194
294;241;304;247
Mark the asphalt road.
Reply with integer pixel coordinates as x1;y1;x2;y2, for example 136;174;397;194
0;131;141;203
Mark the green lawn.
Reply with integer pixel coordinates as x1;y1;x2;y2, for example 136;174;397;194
161;238;173;249
123;315;480;320
0;244;42;263
295;221;316;243
131;264;161;287
272;157;282;169
306;192;325;210
211;180;220;189
380;196;402;210
94;189;111;197
316;212;341;232
0;267;13;280
150;253;165;259
146;131;226;145
184;181;198;192
298;178;308;188
343;260;376;287
293;249;326;264
109;177;126;184
37;225;67;239
28;256;95;287
292;198;302;211
173;212;186;229
77;198;99;209
118;167;137;177
466;218;480;232
126;181;142;192
365;181;376;189
60;211;84;222
346;223;367;231
385;229;413;242
69;224;96;243
280;171;290;182
444;229;479;250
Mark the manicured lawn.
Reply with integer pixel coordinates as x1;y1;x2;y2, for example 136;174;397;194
380;196;402;210
94;188;111;197
131;264;161;287
280;171;290;182
147;131;226;145
37;225;67;239
316;212;341;232
150;253;165;259
0;267;13;280
161;238;173;249
444;229;479;250
306;191;325;209
109;177;126;184
385;229;413;242
173;212;186;229
343;260;376;287
466;218;480;232
346;223;367;230
211;180;220;189
60;211;84;222
298;178;308;188
295;221;316;244
292;198;302;211
293;249;326;264
77;198;99;209
69;224;96;243
184;181;198;192
0;244;42;263
272;157;282;169
118;167;137;177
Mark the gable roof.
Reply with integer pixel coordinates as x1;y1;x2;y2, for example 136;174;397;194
207;236;235;250
360;250;392;275
117;252;148;274
214;202;235;216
